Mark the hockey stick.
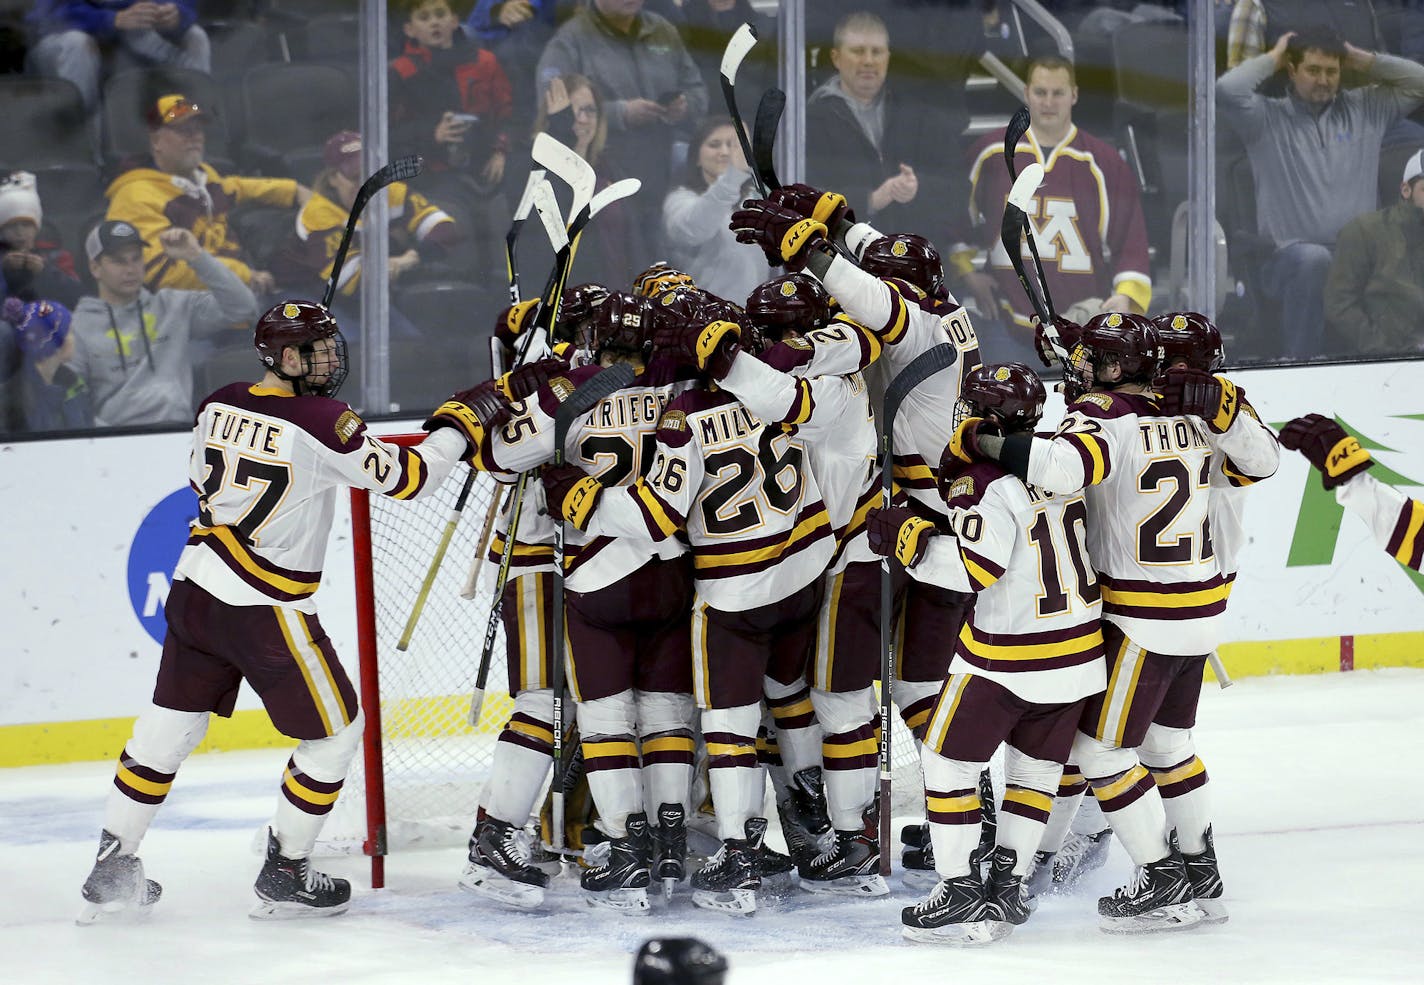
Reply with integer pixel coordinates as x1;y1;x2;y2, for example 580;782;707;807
1208;651;1234;690
505;167;546;307
395;467;477;652
548;362;638;851
461;482;506;600
720;22;766;197
877;342;959;877
321;155;422;309
751;87;785;192
1000;171;1069;364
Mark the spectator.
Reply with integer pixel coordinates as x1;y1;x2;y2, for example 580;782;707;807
68;219;256;427
1227;0;1383;69
535;0;708;230
805;11;967;251
390;0;514;272
0;171;82;308
662;115;760;302
26;0;210;113
964;54;1152;365
1324;148;1424;356
530;74;647;287
1218;28;1424;359
106;94;311;295
0;298;93;433
462;0;565;117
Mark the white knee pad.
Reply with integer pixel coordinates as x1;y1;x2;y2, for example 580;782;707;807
1003;744;1062;793
920;748;982;792
703;703;761;740
129;704;211;771
1138;723;1195;770
636;689;695;734
292;710;365;782
512;687;553;722
762;673;807;701
1070;730;1141;782
577;689;636;738
809;686;877;736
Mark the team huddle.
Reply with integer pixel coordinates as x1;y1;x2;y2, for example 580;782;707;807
74;169;1417;944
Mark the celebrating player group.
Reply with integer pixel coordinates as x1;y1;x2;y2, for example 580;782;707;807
74;28;1420;947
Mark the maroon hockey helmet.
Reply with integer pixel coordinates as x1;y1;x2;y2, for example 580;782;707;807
1063;311;1162;402
588;291;654;360
1153;311;1225;374
556;282;610;346
253;299;348;398
744;274;832;342
956;362;1047;435
860;233;946;301
633;261;696;299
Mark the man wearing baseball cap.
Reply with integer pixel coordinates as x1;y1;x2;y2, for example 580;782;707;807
105;92;312;294
66;218;257;427
1324;148;1424;356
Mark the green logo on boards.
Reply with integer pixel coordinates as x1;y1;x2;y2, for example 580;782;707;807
1280;414;1424;595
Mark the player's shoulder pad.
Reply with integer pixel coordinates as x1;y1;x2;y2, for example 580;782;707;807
1067;390;1141;421
296;396;367;453
535;363;601;418
759;338;814;374
884;276;936;312
657;387;725;448
941;460;1007;510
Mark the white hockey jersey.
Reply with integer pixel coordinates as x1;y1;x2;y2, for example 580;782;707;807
910;461;1106;704
1337;470;1424;572
487;362;689;593
176;382;466;611
817;226;982;520
718;317;882;573
586;383;835;612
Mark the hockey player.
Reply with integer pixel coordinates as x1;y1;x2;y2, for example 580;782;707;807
633;261;696;299
492;292;696;913
952;312;1277;932
545;291;836;915
871;362;1106;944
78;300;497;922
730;187;982;755
1280;413;1424;572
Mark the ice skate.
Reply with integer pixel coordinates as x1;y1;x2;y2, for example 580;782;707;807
1182;825;1228;924
459;816;551;910
77;830;161;925
251;828;350;919
1098;833;1203;934
901;870;1008;946
691;818;764;915
984;846;1035;929
797;805;888;897
581;812;652;914
788;767;832;840
1053;827;1113;890
776;793;826;870
900;821;939;890
1024;849;1057;898
653;803;687;900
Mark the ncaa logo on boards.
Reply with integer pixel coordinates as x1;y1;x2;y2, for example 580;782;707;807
126;487;198;644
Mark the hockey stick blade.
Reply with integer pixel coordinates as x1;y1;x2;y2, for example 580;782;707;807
1000;203;1063;359
531;178;570;253
505;168;547;305
719;22;758;85
1003;106;1031;182
321;154;423;308
719;22;763;197
586;177;641;220
532;133;595;228
1007;162;1045;214
752;88;785;191
553;364;637;464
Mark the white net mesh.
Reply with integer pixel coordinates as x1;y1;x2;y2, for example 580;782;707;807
321;460;511;854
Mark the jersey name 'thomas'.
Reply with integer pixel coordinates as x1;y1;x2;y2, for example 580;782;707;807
177;382;461;610
587;386;834;611
489;362;688;593
1024;391;1227;654
911;461;1106;704
817;235;982;520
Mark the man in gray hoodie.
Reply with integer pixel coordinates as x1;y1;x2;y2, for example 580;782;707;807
1217;25;1424;361
68;219;257;428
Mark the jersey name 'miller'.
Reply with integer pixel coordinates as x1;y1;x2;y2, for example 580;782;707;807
1137;417;1211;455
698;405;760;447
207;406;285;456
584;391;669;429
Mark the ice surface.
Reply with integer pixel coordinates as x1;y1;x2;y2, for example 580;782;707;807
3;670;1421;984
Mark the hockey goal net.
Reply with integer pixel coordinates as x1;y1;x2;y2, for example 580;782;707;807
330;433;925;887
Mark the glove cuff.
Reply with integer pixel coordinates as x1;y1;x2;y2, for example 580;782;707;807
895;516;936;568
425;401;491;461
1321;434;1373;490
1208;375;1241;433
948;416;985;464
562;475;604;529
696;320;741;379
780;218;828;263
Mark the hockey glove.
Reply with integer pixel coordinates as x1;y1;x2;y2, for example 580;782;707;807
867;506;937;569
494;299;540;350
425;380;510;463
541;461;603;530
688;319;742;380
1033;314;1082;368
1157;368;1242;433
770;182;856;229
500;357;565;402
1279;413;1373;490
946;416;1002;465
729;200;828;272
